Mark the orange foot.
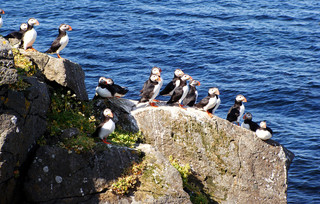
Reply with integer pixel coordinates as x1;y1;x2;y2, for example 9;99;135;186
149;102;158;107
27;47;37;52
179;104;186;110
57;53;62;58
206;111;213;118
102;138;111;144
153;99;160;102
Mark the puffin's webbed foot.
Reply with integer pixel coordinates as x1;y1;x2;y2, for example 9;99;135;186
102;138;111;144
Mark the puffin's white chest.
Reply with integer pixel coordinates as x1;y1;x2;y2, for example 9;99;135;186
204;97;217;111
169;79;180;96
212;97;221;114
150;79;162;101
238;104;245;122
241;122;250;130
179;85;189;104
256;129;272;140
0;17;3;28
96;86;112;98
57;34;69;53
99;119;115;140
23;28;37;49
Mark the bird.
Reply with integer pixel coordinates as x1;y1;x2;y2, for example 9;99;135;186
4;23;28;45
160;68;184;96
139;74;162;107
241;112;260;131
22;18;40;50
195;87;220;118
226;94;247;125
45;24;72;58
0;9;5;28
92;108;115;144
183;79;200;107
140;66;162;95
166;74;192;108
256;120;273;140
94;77;128;98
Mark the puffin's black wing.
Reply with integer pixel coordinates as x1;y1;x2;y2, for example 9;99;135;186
266;126;273;134
92;124;103;138
140;79;150;94
195;96;210;108
226;106;239;122
249;121;260;132
183;87;197;106
4;31;23;40
160;80;176;95
139;83;155;102
46;36;61;53
113;84;129;95
167;87;183;104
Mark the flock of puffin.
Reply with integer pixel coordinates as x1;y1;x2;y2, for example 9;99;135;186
93;66;273;144
0;9;72;58
0;9;272;144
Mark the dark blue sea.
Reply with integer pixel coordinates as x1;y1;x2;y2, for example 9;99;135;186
2;0;319;203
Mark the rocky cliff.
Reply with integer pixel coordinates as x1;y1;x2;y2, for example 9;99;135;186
0;37;294;204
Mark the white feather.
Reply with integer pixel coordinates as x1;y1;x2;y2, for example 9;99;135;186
203;97;218;111
256;129;272;140
99;119;115;140
57;34;69;54
179;84;189;104
238;104;245;123
149;78;162;102
241;122;250;130
0;17;3;28
23;28;37;49
95;86;112;98
212;97;221;114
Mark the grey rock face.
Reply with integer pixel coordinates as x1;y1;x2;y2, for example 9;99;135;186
0;77;50;204
19;49;88;101
24;144;190;204
131;105;294;203
0;37;17;85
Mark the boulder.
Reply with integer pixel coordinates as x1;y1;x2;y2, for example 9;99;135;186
130;105;294;203
24;144;190;204
0;37;17;85
19;49;88;101
0;77;50;204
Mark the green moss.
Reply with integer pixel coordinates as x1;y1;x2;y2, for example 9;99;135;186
109;128;143;148
12;48;37;76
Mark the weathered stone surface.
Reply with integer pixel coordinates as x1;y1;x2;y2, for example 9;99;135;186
0;77;50;204
24;144;190;204
0;37;17;85
130;105;294;203
19;49;88;101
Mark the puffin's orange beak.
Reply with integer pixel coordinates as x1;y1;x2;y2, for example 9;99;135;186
215;90;220;95
0;10;4;14
108;112;113;118
197;81;201;86
243;97;247;102
35;20;40;26
68;25;72;31
243;114;246;119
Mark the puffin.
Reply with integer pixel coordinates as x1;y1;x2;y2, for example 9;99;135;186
139;74;162;107
4;23;28;41
22;18;40;50
94;77;128;98
0;9;5;28
183;79;201;107
166;74;192;108
256;120;273;140
140;66;162;95
241;112;260;131
226;94;247;125
160;69;184;96
92;108;115;144
195;87;220;118
45;24;72;58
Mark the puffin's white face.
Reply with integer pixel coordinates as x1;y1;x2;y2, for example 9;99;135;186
174;69;184;77
105;78;114;85
208;87;220;95
59;24;72;31
236;94;247;102
151;67;161;76
99;77;107;84
190;80;200;86
150;74;161;82
103;108;113;118
20;23;28;31
181;74;191;81
28;18;39;26
260;121;267;129
243;112;252;120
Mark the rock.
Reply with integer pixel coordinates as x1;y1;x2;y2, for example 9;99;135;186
0;37;17;85
60;128;79;139
0;76;50;204
131;105;294;203
24;144;190;204
19;49;88;101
